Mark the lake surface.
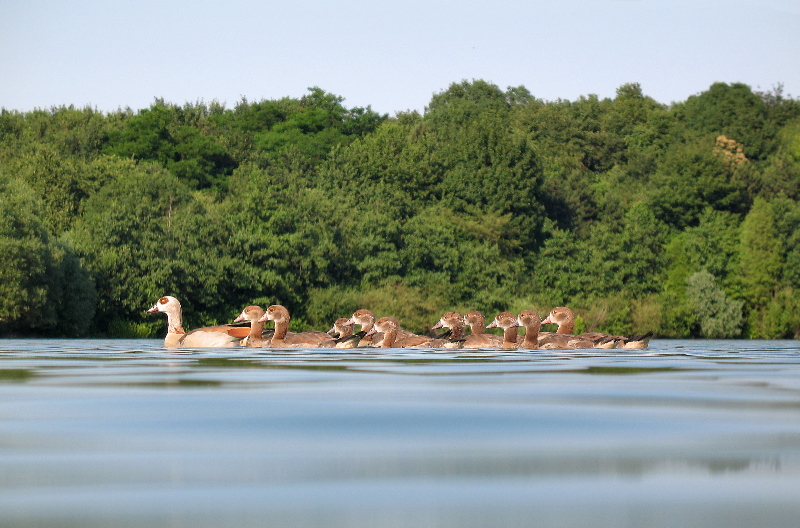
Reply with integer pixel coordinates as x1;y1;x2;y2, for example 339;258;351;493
1;339;799;528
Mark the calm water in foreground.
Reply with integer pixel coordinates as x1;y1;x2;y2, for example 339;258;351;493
1;339;799;528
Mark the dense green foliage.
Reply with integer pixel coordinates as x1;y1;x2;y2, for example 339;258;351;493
2;81;800;338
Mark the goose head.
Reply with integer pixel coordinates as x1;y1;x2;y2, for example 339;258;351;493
431;311;463;331
541;307;575;334
147;295;180;315
366;316;399;337
234;305;265;323
328;318;353;337
343;309;376;329
517;310;542;331
464;310;486;333
258;304;291;324
486;312;519;331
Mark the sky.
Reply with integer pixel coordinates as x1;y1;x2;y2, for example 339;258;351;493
1;0;799;115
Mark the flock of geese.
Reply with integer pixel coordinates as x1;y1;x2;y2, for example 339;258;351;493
147;296;653;350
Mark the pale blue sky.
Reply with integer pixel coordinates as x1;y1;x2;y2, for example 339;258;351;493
2;0;799;115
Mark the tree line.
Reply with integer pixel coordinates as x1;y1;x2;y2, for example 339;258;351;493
2;81;800;339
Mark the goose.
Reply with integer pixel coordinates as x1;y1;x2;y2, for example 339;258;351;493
327;318;351;339
341;309;418;347
541;307;652;349
464;310;487;334
146;296;245;347
401;313;464;349
430;311;498;349
365;317;433;348
232;305;273;348
257;305;335;348
516;310;541;350
485;312;521;349
327;318;364;348
462;310;504;348
517;310;594;350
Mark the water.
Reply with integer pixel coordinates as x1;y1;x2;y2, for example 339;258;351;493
1;339;799;528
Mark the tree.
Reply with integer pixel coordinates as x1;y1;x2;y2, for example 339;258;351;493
751;118;800;200
0;176;54;331
102;100;236;189
531;227;594;305
649;139;749;229
2;81;800;338
399;205;525;309
68;162;194;333
219;161;358;323
583;202;668;297
738;198;782;306
686;271;743;338
676;82;773;160
737;198;783;337
0;175;95;335
425;81;546;251
217;88;387;168
425;79;511;122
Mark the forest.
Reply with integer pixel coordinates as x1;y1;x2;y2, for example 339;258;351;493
2;81;800;339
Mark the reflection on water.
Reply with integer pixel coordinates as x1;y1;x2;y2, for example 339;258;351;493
1;339;799;527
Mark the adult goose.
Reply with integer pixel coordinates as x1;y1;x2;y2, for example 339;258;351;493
147;296;246;347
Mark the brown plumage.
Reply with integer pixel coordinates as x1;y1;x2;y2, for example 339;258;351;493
341;309;419;347
516;310;541;349
486;312;520;349
327;318;363;348
398;312;463;349
232;305;272;348
517;310;594;349
257;305;335;348
541;307;652;349
461;310;503;348
430;311;495;349
365;317;432;348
